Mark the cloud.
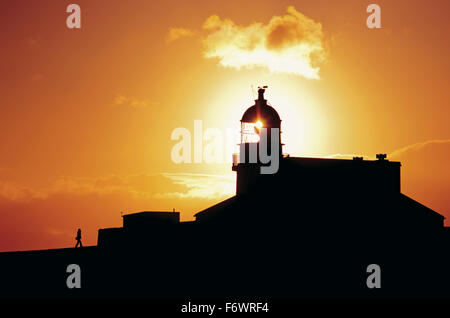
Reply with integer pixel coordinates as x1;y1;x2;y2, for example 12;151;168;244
389;139;450;160
201;6;326;79
155;173;235;199
0;172;236;251
0;173;235;203
326;139;450;162
114;95;155;109
166;27;195;43
325;153;375;160
47;174;180;199
0;182;44;201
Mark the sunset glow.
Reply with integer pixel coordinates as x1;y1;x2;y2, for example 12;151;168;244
0;0;449;252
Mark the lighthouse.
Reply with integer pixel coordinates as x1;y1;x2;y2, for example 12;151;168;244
232;86;283;194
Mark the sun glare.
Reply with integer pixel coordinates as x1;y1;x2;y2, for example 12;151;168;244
255;120;263;129
202;76;327;160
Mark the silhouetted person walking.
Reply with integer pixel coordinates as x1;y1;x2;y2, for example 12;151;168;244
75;228;83;248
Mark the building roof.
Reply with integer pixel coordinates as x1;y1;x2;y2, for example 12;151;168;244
398;193;444;220
122;211;179;218
194;196;238;219
195;156;443;225
241;103;281;124
285;156;401;167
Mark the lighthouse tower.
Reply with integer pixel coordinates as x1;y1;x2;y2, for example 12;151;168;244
232;87;283;194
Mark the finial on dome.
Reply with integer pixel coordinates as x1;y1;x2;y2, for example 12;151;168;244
257;85;268;101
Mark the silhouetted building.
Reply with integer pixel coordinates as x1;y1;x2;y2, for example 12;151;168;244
98;211;180;247
196;88;444;244
98;87;445;247
5;87;446;298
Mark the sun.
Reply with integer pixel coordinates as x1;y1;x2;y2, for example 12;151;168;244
255;120;263;129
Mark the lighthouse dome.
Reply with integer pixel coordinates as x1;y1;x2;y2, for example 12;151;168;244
241;104;281;127
241;88;281;128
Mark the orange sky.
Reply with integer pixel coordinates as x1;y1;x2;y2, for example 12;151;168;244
0;0;449;251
